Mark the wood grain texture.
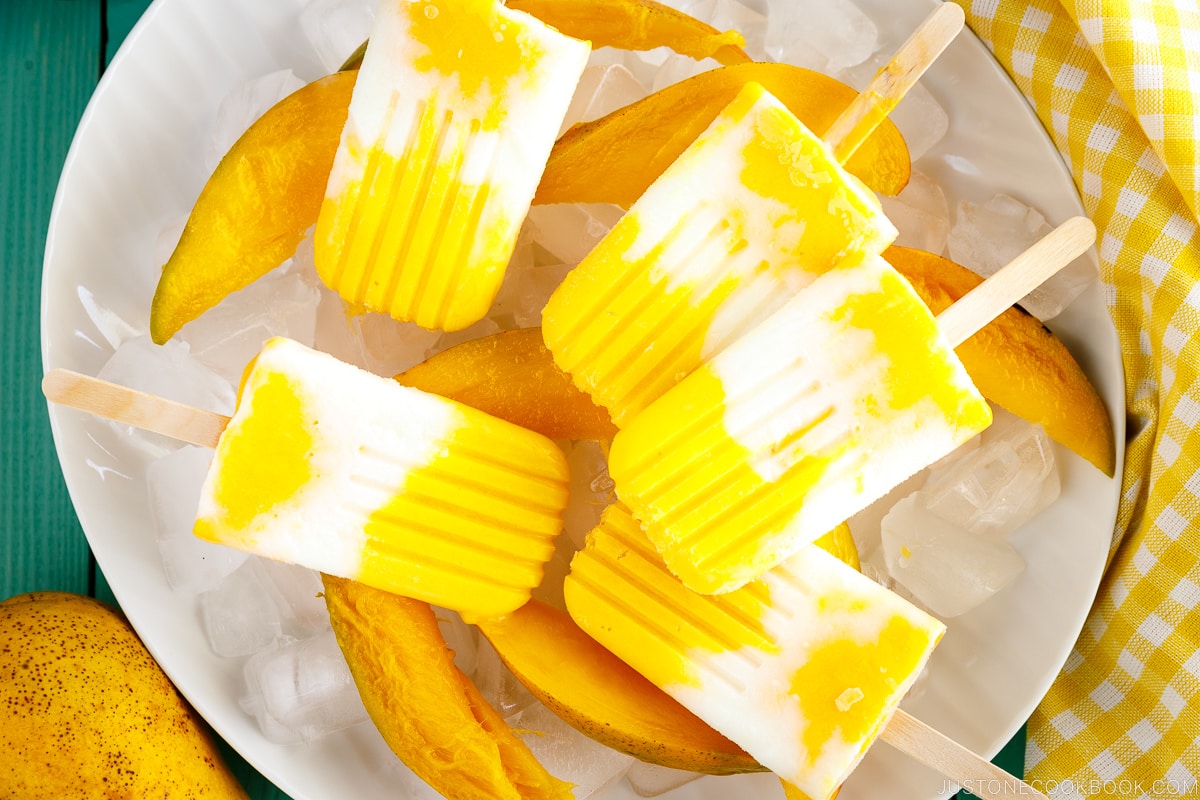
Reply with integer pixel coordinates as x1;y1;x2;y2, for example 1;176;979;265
0;0;97;599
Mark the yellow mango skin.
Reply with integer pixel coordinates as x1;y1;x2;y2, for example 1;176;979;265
884;246;1116;477
150;71;354;344
322;576;573;800
0;592;248;799
535;62;911;208
397;327;617;440
508;0;750;65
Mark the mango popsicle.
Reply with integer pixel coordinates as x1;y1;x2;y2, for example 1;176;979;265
193;337;570;621
315;0;589;332
609;253;993;594
565;503;944;800
542;82;898;426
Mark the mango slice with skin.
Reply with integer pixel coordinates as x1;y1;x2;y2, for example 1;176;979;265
339;0;750;71
323;575;573;800
150;72;352;344
884;246;1115;477
508;0;750;65
476;524;859;775
534;62;911;208
150;65;906;343
396;328;617;440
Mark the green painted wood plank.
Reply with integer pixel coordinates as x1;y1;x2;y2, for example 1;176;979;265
0;0;99;600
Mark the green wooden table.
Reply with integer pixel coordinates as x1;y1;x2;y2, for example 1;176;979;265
0;1;1023;797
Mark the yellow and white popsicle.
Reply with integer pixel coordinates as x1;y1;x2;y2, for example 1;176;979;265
315;0;590;332
193;337;570;620
542;82;898;426
609;253;993;594
565;503;945;800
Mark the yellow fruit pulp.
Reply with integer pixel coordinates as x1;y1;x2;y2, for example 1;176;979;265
322;576;573;800
543;82;898;427
608;255;992;594
396;327;617;440
195;338;569;620
314;0;589;331
564;505;943;799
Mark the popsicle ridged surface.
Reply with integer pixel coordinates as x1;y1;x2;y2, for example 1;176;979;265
543;82;897;426
316;0;589;331
194;337;569;620
610;255;993;594
565;504;945;800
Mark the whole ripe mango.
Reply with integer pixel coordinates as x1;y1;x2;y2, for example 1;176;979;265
0;592;247;799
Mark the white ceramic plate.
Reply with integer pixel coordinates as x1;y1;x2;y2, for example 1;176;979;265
42;1;1125;798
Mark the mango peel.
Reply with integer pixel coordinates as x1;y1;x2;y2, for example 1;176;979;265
0;592;248;799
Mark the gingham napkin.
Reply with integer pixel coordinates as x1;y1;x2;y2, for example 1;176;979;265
948;1;1200;797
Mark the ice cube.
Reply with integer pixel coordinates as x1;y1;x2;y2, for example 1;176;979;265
154;213;189;270
880;494;1026;618
527;204;624;266
650;54;712;93
179;262;321;385
920;412;1061;538
685;0;770;60
431;317;503;354
256;559;330;638
562;64;649;133
436;608;479;677
947;193;1096;319
205;70;306;173
240;631;369;744
562;440;615;550
766;0;879;73
300;0;376;73
472;638;538;718
199;559;285;657
625;761;703;796
891;82;949;161
510;701;635;798
147;446;247;593
96;335;235;457
877;170;951;254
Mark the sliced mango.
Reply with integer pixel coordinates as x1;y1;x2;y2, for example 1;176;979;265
150;71;354;344
884;246;1115;476
477;599;761;774
534;62;911;208
322;575;573;800
339;0;750;71
508;0;750;65
396;328;617;440
477;524;859;775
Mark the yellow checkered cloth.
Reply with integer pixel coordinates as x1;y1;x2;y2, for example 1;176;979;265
948;1;1200;797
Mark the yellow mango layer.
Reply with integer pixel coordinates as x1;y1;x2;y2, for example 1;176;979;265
194;337;569;620
608;255;992;594
564;504;944;799
316;0;589;332
542;82;896;426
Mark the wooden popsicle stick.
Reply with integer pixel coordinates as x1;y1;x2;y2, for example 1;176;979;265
823;2;965;163
883;710;1049;800
42;369;228;448
936;215;1097;347
44;371;1057;797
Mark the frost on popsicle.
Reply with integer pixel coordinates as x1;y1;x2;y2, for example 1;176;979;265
193;337;570;620
315;0;590;332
